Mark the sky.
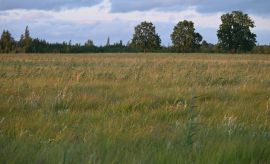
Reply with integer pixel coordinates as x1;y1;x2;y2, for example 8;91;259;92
0;0;270;45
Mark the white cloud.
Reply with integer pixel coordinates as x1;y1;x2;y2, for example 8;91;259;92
252;15;270;30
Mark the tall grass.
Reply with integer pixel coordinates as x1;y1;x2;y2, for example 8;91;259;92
0;53;270;163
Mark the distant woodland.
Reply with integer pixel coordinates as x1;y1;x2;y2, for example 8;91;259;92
1;11;270;54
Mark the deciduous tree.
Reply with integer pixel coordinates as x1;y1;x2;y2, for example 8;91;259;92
131;21;161;52
0;30;15;53
85;39;94;47
217;11;256;53
171;20;203;52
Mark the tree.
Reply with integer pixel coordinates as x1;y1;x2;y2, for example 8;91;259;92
0;30;15;53
171;20;203;52
193;32;203;51
131;21;161;52
217;11;256;53
19;26;32;53
85;39;94;47
106;37;110;46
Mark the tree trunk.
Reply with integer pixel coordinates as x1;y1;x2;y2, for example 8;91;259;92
234;48;237;54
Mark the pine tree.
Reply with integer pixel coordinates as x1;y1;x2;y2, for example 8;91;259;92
106;37;110;46
23;26;32;52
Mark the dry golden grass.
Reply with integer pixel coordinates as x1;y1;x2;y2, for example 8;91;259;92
0;53;270;163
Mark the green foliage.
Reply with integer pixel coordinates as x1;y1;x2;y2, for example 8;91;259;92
217;11;257;53
0;30;15;53
171;20;203;52
19;26;33;53
184;96;200;146
131;21;161;52
106;37;110;47
84;39;94;47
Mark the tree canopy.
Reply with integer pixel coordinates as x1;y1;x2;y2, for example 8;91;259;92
131;21;161;52
85;39;94;47
171;20;202;52
217;11;257;53
0;30;15;53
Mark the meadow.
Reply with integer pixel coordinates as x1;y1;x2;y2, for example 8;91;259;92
0;53;270;163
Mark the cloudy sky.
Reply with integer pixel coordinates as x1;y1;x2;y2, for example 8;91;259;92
0;0;270;45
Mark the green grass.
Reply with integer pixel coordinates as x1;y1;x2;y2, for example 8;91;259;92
0;53;270;163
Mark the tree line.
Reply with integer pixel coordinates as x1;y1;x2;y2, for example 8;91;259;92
0;11;269;54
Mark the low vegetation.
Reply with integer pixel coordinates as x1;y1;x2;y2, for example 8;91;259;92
0;53;270;163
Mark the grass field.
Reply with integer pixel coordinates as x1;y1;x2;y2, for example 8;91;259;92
0;53;270;163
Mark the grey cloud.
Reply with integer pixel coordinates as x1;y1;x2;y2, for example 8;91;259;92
1;0;269;16
0;0;100;10
110;0;270;15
